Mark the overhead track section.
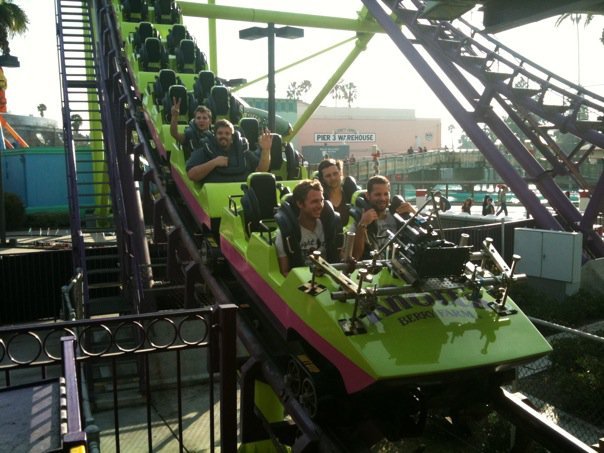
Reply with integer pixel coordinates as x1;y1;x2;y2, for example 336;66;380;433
362;0;604;259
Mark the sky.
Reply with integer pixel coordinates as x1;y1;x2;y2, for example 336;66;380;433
6;0;604;146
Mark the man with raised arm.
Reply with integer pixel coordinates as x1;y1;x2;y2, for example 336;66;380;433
186;119;273;183
170;97;213;159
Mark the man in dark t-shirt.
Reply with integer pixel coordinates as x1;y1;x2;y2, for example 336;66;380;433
186;119;272;183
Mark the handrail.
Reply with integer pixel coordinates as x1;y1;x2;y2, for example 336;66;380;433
60;336;87;450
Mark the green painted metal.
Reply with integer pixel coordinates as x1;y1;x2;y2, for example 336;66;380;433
178;2;384;33
208;0;218;74
288;20;376;140
232;37;356;93
218;195;551;390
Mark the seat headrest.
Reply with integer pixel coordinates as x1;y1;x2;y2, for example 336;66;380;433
239;118;259;146
157;69;176;88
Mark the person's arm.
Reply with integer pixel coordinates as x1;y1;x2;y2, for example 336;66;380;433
274;231;290;275
255;129;273;172
170;97;185;144
187;155;228;182
278;256;290;276
352;209;377;260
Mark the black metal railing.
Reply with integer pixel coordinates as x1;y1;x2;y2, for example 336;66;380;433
0;305;238;452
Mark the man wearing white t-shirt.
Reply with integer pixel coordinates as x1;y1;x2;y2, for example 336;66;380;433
275;179;325;275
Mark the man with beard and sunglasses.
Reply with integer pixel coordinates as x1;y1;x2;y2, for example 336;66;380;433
186;119;273;183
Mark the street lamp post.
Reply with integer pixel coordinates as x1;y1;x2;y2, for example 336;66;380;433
239;24;303;132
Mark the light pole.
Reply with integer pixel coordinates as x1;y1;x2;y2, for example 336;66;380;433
239;24;303;132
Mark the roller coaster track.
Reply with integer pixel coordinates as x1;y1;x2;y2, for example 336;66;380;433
363;0;604;259
56;0;601;451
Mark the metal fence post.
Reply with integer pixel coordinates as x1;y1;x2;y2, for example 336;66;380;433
219;304;238;452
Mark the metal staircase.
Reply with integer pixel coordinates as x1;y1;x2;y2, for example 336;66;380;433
362;0;604;258
55;0;152;316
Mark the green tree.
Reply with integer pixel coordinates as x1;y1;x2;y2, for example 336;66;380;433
37;103;46;117
286;80;312;101
0;0;28;56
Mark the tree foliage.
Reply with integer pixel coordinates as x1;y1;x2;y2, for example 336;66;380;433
37;103;46;117
286;80;312;101
555;12;604;46
0;0;28;55
330;79;358;107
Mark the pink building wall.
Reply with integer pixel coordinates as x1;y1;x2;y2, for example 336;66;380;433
293;103;442;160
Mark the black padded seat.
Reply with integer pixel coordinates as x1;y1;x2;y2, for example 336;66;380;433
349;190;368;224
207;85;230;118
154;0;180;24
240;172;278;237
275;198;342;266
122;0;148;22
342;176;361;205
283;142;301;179
268;134;283;172
175;39;197;73
132;22;156;54
162;84;194;123
239;118;259;151
140;37;167;71
193;70;215;105
166;24;189;54
153;69;177;105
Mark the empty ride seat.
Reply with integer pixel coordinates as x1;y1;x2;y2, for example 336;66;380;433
132;22;156;55
239;118;259;151
207;85;230;118
175;39;197;73
122;0;148;22
166;24;189;54
140;37;167;72
154;0;180;24
162;84;194;123
193;70;215;106
240;172;278;236
153;69;177;105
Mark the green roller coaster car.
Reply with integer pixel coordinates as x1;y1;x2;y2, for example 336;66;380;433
115;0;552;432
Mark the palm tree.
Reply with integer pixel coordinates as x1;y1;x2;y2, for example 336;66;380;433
286;80;312;101
0;1;28;56
555;13;602;85
330;79;344;106
341;82;358;108
37;103;46;117
448;124;455;150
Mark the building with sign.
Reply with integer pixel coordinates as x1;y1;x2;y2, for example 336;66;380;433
295;102;441;162
243;98;442;163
